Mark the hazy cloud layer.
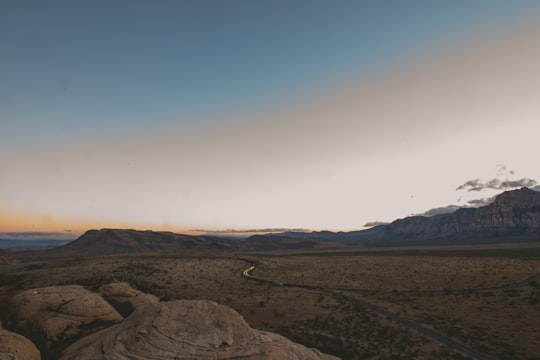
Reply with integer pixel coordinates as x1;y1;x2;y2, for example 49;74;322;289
363;221;389;227
456;178;537;192
421;205;460;217
0;232;77;240
192;228;309;234
466;197;496;207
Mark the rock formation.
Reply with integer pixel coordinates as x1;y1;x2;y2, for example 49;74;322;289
256;187;540;245
7;285;122;359
0;328;41;360
3;283;338;359
62;229;209;256
98;282;159;317
385;187;540;242
61;299;338;360
16;229;240;260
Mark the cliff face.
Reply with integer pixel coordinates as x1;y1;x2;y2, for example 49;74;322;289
473;188;540;229
252;188;540;246
385;188;540;241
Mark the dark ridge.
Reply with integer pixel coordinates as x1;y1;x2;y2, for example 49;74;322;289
12;188;540;260
256;188;540;246
13;229;239;261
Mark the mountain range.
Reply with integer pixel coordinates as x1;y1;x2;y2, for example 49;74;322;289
13;228;352;260
263;187;540;246
11;187;540;259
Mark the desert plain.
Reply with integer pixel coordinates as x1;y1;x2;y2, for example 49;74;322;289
2;243;540;359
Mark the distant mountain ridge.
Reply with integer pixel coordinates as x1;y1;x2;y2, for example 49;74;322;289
14;228;352;260
384;187;540;241
32;229;235;258
0;239;72;250
262;188;540;246
12;188;540;260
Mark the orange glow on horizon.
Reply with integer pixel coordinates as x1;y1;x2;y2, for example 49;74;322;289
0;210;350;236
0;210;195;235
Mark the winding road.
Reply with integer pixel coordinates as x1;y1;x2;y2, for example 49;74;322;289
239;261;535;360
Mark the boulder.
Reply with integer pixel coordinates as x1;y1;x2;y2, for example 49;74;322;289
0;328;40;360
98;282;158;317
7;285;122;359
61;299;339;360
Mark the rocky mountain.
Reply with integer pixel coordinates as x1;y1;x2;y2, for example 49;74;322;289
244;235;353;251
14;229;239;260
379;187;540;244
260;188;540;246
13;188;540;260
14;228;353;260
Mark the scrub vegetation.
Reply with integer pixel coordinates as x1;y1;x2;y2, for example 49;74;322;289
1;245;540;359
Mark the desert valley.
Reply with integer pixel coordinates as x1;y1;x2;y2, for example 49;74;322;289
4;2;540;359
1;188;540;359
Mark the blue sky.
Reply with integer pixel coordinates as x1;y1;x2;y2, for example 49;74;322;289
2;1;540;232
2;0;536;147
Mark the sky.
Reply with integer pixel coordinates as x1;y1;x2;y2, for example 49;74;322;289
2;1;540;234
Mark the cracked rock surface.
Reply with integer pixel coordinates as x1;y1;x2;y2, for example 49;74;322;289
98;282;158;317
61;299;339;360
7;285;122;359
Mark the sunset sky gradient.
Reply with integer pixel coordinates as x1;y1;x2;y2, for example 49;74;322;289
2;1;540;234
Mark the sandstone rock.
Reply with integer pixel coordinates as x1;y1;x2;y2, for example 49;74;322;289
0;329;40;360
61;299;339;360
7;285;122;359
98;282;158;317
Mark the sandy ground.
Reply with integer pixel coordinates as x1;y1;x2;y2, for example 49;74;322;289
1;248;539;359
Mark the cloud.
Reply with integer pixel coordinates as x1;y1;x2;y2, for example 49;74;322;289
456;179;484;192
420;205;460;217
496;164;514;176
456;177;537;192
500;179;538;188
467;196;495;207
363;221;389;227
192;228;310;234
